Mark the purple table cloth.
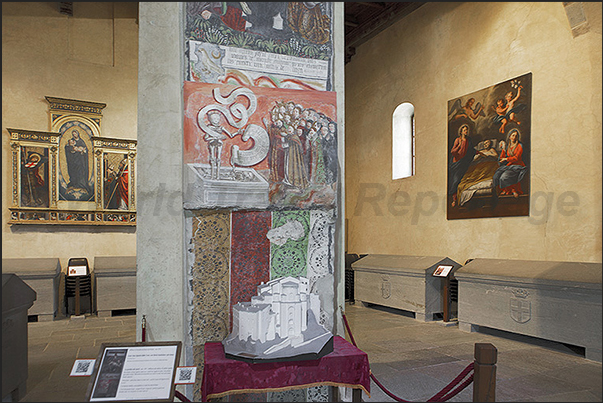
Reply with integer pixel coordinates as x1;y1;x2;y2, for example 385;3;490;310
201;336;370;401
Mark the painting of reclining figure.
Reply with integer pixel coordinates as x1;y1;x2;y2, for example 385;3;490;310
447;72;531;220
183;82;338;209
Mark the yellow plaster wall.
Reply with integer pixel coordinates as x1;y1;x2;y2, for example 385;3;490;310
2;2;139;270
345;2;602;264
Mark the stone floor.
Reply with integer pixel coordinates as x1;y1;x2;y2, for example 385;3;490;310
13;302;603;402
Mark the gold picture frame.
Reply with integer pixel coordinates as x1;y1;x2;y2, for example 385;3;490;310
7;97;136;226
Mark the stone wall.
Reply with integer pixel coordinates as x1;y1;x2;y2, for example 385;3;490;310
345;2;602;263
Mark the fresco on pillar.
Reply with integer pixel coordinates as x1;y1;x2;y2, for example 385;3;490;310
183;82;338;210
185;2;333;91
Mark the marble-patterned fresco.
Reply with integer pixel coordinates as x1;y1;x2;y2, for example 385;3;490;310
229;210;271;328
307;209;336;329
190;210;231;401
270;210;310;278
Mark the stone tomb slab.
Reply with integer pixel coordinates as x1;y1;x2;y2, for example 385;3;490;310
455;258;602;362
351;255;461;322
2;258;61;320
93;256;136;316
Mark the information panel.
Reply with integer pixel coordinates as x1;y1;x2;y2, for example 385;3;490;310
86;342;181;402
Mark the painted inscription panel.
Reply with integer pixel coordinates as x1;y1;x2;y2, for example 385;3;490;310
187;40;329;90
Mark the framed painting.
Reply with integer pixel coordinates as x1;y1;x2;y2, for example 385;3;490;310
46;97;104;205
94;137;137;224
447;72;532;220
8;129;60;222
7;98;137;225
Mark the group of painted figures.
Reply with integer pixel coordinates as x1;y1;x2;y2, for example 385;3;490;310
448;80;528;208
265;100;337;191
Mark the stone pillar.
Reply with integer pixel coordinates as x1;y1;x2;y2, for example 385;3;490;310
333;1;346;338
137;2;185;344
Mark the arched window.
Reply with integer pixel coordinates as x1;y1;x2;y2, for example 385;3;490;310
392;102;415;179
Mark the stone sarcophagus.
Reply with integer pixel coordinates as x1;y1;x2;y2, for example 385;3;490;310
93;256;136;316
351;255;461;322
184;163;269;209
455;258;602;362
1;258;61;321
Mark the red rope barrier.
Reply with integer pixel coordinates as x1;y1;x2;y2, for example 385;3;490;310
174;390;191;402
439;374;474;401
370;372;411;402
341;307;474;402
427;362;474;401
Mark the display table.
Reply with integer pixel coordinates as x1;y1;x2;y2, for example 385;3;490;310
201;336;370;402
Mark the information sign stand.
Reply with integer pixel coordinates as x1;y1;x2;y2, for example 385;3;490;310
85;341;182;402
66;257;92;316
433;264;454;322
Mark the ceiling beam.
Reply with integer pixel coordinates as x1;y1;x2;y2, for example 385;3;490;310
345;2;425;50
357;2;386;10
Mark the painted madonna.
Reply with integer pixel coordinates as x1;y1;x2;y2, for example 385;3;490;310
59;124;95;202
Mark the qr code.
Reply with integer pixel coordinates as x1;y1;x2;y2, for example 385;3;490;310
179;368;193;381
76;361;91;374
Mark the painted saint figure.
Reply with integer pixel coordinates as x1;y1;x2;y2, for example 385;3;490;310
321;122;337;186
287;2;331;45
21;151;48;207
493;128;527;198
64;130;90;193
267;117;285;183
448;124;476;207
281;124;308;189
105;156;129;210
308;126;326;185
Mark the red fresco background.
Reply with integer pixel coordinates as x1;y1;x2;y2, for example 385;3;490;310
183;81;337;168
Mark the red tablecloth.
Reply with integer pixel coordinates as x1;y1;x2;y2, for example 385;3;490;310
201;335;370;401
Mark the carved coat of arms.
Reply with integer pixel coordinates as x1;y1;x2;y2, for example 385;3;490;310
510;289;531;323
381;276;391;299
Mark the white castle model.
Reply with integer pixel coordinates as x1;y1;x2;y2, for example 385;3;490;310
223;276;333;361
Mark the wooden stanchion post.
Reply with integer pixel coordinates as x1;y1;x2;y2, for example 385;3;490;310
473;343;497;402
